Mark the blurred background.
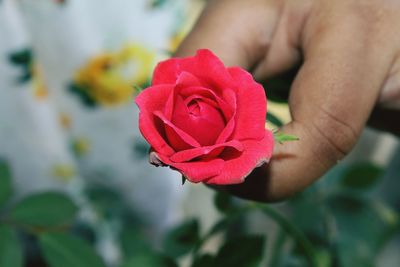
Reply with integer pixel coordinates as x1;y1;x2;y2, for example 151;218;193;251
0;0;399;267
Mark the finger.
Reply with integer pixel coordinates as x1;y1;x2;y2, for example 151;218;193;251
252;0;311;79
174;0;301;76
226;6;396;201
175;0;278;67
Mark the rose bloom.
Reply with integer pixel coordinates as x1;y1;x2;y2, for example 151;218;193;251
135;49;273;185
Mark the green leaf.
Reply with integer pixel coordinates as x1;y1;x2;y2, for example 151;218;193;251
191;254;215;267
313;249;332;267
0;159;13;209
266;112;284;127
86;185;124;218
208;218;231;236
70;222;96;245
258;205;316;266
0;225;23;267
193;215;241;255
10;192;78;228
119;214;175;264
288;191;326;242
269;229;287;267
336;240;374;267
340;163;383;190
121;252;177;267
274;132;299;144
163;219;200;258
39;232;106;267
120;227;152;259
214;235;265;267
213;191;235;214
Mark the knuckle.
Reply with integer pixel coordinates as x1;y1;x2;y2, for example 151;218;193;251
310;107;360;161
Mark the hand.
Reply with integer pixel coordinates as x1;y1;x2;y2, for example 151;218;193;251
174;0;400;201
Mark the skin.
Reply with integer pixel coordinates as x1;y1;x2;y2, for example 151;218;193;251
173;0;400;202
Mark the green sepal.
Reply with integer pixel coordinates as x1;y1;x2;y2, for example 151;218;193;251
274;132;299;144
133;84;143;93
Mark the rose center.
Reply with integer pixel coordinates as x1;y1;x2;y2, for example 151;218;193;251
187;100;201;117
172;96;226;146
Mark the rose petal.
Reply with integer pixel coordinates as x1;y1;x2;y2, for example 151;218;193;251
135;85;175;156
157;153;225;183
205;130;274;185
176;71;203;87
215;89;237;144
228;67;267;140
220;88;236;121
136;84;174;112
215;116;235;144
170;140;243;163
164;87;177;120
152;49;233;90
153;111;200;151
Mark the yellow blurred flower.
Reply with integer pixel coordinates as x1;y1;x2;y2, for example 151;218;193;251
73;44;155;106
59;112;72;129
72;137;90;157
51;164;76;182
31;64;49;100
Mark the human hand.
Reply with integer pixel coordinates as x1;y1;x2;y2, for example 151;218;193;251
174;0;400;201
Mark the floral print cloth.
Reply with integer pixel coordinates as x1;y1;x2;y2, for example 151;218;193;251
0;0;200;231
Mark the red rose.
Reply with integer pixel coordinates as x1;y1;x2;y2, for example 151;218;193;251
135;49;274;185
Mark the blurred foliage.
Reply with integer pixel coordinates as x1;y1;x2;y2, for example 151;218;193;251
0;152;399;267
132;139;151;159
0;225;23;267
9;192;77;229
211;235;265;267
0;160;12;209
163;219;200;258
340;163;383;190
39;233;106;267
